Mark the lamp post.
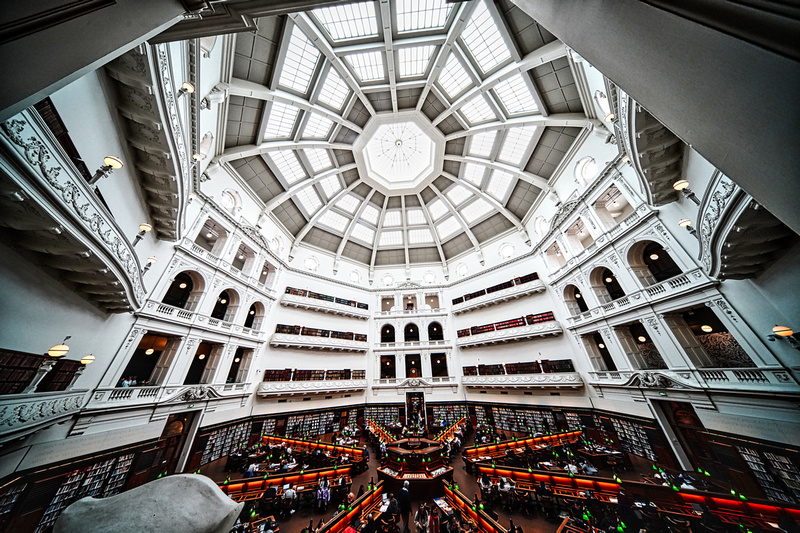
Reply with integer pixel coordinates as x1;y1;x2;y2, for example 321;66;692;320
673;180;700;205
178;81;195;97
142;256;157;276
132;223;152;247
89;156;123;185
678;219;698;238
767;325;800;350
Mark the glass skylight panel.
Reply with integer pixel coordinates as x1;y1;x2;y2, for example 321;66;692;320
438;53;472;99
362;204;380;225
497;126;536;165
463;198;493;223
445;184;473;206
335;193;360;214
460;94;495;124
398;46;435;77
278;25;321;93
406;209;426;225
264;102;299;139
319;175;343;198
295;184;322;214
427;198;448;220
461;0;512;74
312;3;378;41
486;169;514;201
350;223;375;244
462;162;485;186
380;230;403;246
302;113;334;139
304;148;333;173
396;0;453;32
436;216;461;240
318;210;350;233
318;68;350;110
494;74;538;114
409;228;434;244
383;210;402;227
346;51;385;82
270;150;306;185
468;131;497;158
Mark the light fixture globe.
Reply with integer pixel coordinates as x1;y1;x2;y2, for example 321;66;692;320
772;325;794;337
103;156;124;170
353;111;444;195
81;354;95;365
48;344;70;358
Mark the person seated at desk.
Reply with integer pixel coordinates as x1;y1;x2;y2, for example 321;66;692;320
565;462;580;475
283;483;297;503
677;473;696;490
499;477;513;493
579;460;598;475
479;472;492;498
360;513;380;533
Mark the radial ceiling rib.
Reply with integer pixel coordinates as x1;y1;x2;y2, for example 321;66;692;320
369;195;391;281
443;114;591;140
291;12;378;116
377;0;398;113
431;40;568;126
416;192;448;272
218;141;352;164
334;188;377;271
401;196;410;267
430;186;485;265
288;180;362;259
446;154;550;190
416;1;479;112
259;162;357;212
441;170;532;244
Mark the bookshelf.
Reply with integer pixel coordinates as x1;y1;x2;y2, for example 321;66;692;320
451;272;540;305
609;418;656;461
0;484;25;523
764;452;800;502
103;454;134;497
491;406;555;434
285;412;336;438
200;421;252;465
432;405;468;425
565;412;582;431
36;470;87;532
364;406;400;426
737;446;796;503
261;419;276;436
474;405;490;426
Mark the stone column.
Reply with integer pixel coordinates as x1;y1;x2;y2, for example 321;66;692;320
661;313;713;368
22;359;57;393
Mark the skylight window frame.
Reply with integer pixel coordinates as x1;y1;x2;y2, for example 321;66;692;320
461;162;486;187
427;198;448;221
335;193;361;215
459;93;497;125
311;2;380;43
383;210;402;227
492;73;540;117
317;210;351;233
496;126;538;166
319;175;344;199
445;184;473;207
277;23;323;97
485;169;516;203
392;0;457;36
294;183;323;216
461;197;494;225
350;223;376;245
263;101;300;140
405;208;426;226
344;50;387;83
361;203;380;225
303;148;334;173
379;230;404;247
317;65;353;112
408;228;434;245
467;130;498;158
457;0;513;77
268;150;307;186
396;44;437;79
436;51;475;101
301;112;335;140
435;216;461;241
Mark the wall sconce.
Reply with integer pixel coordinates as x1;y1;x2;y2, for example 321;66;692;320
142;256;157;275
767;325;800;350
89;156;123;185
132;223;153;247
81;354;96;365
673;180;700;205
47;336;72;358
178;82;195;97
678;219;698;238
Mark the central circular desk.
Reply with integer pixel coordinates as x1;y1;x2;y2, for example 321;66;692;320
377;437;454;499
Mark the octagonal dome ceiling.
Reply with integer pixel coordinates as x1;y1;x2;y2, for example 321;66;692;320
219;0;590;274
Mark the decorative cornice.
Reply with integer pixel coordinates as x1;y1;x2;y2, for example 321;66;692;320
0;390;88;443
257;379;368;397
281;292;370;319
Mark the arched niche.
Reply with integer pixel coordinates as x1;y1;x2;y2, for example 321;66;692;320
195;218;228;256
244;301;266;330
162;270;205;311
593;185;635;231
381;324;395;343
627;240;683;286
563;284;589;316
544;242;566;272
211;288;240;322
589;266;625;303
404;323;420;342
428;321;444;341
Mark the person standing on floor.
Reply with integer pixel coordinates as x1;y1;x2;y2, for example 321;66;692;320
398;480;412;533
414;504;429;533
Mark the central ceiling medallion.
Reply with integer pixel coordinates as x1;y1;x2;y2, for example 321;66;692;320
353;111;445;195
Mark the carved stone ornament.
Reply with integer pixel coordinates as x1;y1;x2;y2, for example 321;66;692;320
172;386;222;403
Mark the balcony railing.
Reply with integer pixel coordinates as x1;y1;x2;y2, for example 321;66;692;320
257;379;368;397
461;372;584;389
281;290;370;319
139;300;266;338
0;389;88;442
587;367;798;393
88;383;252;408
375;307;448;317
566;268;713;328
372;376;457;388
452;273;545;314
269;330;368;353
456;318;562;348
0;109;146;312
374;339;451;350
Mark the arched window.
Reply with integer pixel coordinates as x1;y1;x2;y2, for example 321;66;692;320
627;240;683;286
211;291;231;320
381;325;396;343
428;322;444;341
574;157;598;186
162;272;193;308
601;268;625;301
195;218;227;255
404;323;420;342
590;267;625;303
563;285;589;316
244;303;257;328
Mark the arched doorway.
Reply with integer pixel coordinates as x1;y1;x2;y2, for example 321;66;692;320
428;322;444;341
381;324;395;343
404;323;420;342
628;240;683;286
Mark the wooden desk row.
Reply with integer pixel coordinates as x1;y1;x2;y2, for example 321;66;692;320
476;464;800;529
219;465;353;501
442;479;508;533
317;481;385;533
434;417;466;443
464;431;583;461
261;435;364;459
